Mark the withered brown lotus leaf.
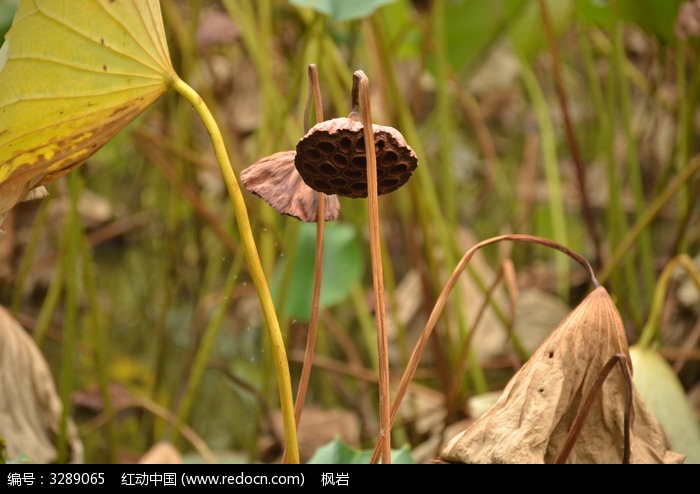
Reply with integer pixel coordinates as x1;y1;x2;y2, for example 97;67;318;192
0;305;83;463
439;287;685;464
241;150;340;222
295;115;418;198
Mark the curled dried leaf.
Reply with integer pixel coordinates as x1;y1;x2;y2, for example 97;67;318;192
0;305;83;463
241;150;340;222
439;287;685;464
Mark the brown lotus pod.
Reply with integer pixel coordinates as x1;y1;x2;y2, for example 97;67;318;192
294;113;418;198
240;150;340;222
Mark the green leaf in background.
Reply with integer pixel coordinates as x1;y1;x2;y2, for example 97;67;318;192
630;346;700;464
508;0;574;60
0;0;17;40
290;0;396;22
576;0;684;42
376;0;421;60
442;0;574;74
307;436;414;464
272;222;364;322
444;0;522;73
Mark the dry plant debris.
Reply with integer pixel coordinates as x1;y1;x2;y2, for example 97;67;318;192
240;150;340;222
0;305;83;463
295;113;418;198
676;0;700;39
439;287;685;464
138;442;183;464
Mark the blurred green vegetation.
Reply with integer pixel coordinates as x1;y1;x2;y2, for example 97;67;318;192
1;0;699;463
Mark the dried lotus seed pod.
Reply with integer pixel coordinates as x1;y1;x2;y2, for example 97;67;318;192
294;113;418;198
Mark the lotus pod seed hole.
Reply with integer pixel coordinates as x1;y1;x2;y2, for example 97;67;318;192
351;156;366;169
355;136;365;152
380;178;399;189
344;169;364;179
339;136;352;151
333;154;347;166
319;163;337;176
318;141;334;154
307;149;321;161
392;163;408;174
382;151;398;165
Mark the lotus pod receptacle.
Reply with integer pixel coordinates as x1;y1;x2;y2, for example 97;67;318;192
294;113;418;199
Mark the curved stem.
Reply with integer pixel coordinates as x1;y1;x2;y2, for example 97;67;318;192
169;75;299;464
538;0;601;266
81;397;218;464
637;254;700;349
370;234;597;463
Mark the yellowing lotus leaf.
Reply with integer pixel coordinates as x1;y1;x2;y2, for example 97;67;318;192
0;0;174;220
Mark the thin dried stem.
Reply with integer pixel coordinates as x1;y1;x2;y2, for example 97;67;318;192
555;354;632;464
80;397;218;465
538;0;602;265
283;64;327;464
355;70;392;464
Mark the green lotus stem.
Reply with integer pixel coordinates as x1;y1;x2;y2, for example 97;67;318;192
169;75;299;464
517;52;569;300
598;154;700;285
637;255;700;349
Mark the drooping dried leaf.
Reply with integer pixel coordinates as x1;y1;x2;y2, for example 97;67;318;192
0;305;83;463
439;287;685;464
241;150;340;222
0;0;174;226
